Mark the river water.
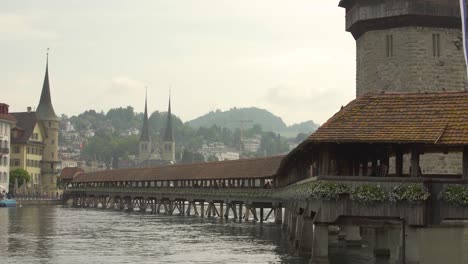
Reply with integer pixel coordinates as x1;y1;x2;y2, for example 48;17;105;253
0;206;377;264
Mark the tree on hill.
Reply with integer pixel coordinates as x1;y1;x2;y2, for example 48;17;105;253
70;110;106;131
82;132;139;166
106;106;142;132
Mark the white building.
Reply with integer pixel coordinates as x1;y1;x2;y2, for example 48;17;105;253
198;141;240;161
242;135;262;153
0;104;16;193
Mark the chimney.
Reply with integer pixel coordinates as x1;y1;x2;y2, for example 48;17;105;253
0;103;8;115
27;107;32;113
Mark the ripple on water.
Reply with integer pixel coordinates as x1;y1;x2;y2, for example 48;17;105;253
0;206;376;264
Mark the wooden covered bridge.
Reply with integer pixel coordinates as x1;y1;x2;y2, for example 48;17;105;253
65;155;286;222
65;91;468;263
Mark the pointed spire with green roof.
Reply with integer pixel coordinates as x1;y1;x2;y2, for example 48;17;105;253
36;49;58;121
140;88;150;142
163;93;174;142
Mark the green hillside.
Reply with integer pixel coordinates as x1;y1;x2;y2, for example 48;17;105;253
187;107;319;136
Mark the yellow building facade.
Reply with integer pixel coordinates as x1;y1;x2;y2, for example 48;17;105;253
10;112;46;192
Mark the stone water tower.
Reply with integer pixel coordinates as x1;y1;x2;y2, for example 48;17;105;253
339;0;467;96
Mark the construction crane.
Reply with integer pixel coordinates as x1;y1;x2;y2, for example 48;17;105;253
237;120;253;159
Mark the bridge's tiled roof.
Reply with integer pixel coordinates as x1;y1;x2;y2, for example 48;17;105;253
60;167;84;181
308;91;468;145
72;155;284;183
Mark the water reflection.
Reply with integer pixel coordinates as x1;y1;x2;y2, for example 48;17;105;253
8;206;461;263
0;207;308;264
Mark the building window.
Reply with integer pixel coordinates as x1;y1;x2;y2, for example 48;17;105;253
13;159;19;166
3;157;7;167
433;33;440;57
386;35;393;57
13;146;20;153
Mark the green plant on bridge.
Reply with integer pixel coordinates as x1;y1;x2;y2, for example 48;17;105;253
310;181;350;201
389;183;430;205
351;184;387;204
440;185;468;206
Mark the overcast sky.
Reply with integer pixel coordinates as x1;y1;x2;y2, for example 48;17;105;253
1;0;356;125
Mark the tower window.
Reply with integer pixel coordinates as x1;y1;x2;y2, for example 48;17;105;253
433;34;440;57
386;35;393;57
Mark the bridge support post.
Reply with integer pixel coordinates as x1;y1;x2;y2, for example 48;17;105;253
219;202;224;219
274;207;283;224
298;217;314;255
206;202;212;217
294;213;305;249
341;225;362;247
373;226;403;263
250;207;258;222
405;226;420;264
224;201;231;219
168;200;174;215
157;200;163;214
238;203;243;222
200;201;205;217
311;224;329;264
245;204;251;221
127;197;134;211
119;198;125;210
260;208;264;223
186;200;192;216
193;201;199;215
288;212;297;241
283;207;290;229
107;197;114;209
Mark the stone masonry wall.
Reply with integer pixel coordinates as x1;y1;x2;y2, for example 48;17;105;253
356;27;467;97
389;152;462;175
41;119;59;196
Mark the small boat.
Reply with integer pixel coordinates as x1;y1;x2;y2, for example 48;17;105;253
0;199;17;207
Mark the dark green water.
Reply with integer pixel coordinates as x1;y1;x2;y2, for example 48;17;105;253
0;206;308;264
0;206;376;264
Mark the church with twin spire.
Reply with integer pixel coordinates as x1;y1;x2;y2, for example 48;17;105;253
137;91;176;167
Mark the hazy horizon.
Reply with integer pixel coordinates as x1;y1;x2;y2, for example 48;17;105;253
1;1;356;125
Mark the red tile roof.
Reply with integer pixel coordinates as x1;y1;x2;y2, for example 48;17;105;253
0;113;16;124
60;167;84;181
308;91;468;145
72;156;284;183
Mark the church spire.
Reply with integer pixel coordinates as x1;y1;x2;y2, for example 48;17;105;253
140;88;150;142
36;49;58;121
163;92;174;141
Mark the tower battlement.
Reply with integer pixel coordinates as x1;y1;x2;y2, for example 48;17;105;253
340;0;468;96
